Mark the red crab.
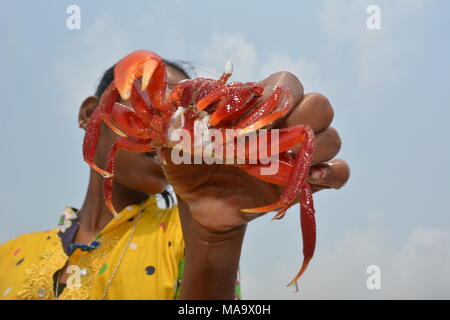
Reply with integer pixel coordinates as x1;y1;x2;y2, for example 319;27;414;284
82;50;316;291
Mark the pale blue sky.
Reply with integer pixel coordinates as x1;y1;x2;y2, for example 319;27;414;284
1;0;449;299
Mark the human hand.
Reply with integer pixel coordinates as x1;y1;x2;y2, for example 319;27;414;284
162;71;350;236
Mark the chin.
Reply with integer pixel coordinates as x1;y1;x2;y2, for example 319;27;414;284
136;178;168;195
115;169;168;196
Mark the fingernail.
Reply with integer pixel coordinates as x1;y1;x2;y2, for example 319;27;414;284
310;165;330;181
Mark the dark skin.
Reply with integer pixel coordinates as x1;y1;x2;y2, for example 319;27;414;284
69;66;350;298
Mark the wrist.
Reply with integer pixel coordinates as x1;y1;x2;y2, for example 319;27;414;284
176;195;247;242
180;229;245;299
176;195;246;299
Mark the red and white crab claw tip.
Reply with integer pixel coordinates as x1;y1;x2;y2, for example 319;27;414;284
287;279;299;293
114;50;161;100
106;201;120;219
100;172;114;179
224;60;233;76
141;59;158;91
271;208;288;221
286;258;312;293
91;165;114;178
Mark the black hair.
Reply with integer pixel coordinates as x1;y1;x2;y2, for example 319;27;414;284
95;58;191;208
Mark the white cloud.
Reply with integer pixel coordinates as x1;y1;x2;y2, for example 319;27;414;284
200;33;258;81
52;14;134;118
318;0;426;91
199;33;324;94
242;226;450;299
259;53;324;93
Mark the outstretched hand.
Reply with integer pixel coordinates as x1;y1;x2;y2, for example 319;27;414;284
161;71;350;236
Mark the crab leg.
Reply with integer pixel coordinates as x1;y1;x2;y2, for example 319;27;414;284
201;85;264;126
208;93;255;126
287;183;316;292
82;82;120;177
83;108;111;177
218;61;233;84
245;125;312;162
196;86;228;111
225;125;311;167
238;156;294;186
236;102;292;137
103;136;154;218
235;87;283;129
99;82;127;137
241;125;314;216
241;125;316;291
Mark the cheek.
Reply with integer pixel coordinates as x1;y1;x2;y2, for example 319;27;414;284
113;149;168;194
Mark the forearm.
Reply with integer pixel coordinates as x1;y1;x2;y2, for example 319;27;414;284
177;197;246;300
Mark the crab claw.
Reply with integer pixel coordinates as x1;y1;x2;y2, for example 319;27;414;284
114;50;163;100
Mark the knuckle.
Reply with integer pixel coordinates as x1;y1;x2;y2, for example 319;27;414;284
277;71;299;81
274;71;303;92
330;159;351;189
307;93;334;126
326;127;342;153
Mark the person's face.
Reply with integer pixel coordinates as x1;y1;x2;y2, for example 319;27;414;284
79;65;188;195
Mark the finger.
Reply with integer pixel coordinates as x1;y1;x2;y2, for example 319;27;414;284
258;71;304;107
308;158;350;190
277;93;334;134
257;72;304;128
311;126;342;165
310;184;332;193
287;126;341;165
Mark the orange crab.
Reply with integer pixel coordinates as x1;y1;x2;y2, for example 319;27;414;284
82;50;316;291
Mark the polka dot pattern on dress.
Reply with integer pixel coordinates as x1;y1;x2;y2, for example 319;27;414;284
2;287;12;297
99;264;107;275
145;266;155;275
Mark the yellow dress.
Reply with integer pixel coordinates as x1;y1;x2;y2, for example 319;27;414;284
0;196;185;300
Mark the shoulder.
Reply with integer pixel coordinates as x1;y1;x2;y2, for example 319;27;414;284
0;229;58;258
0;229;61;300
